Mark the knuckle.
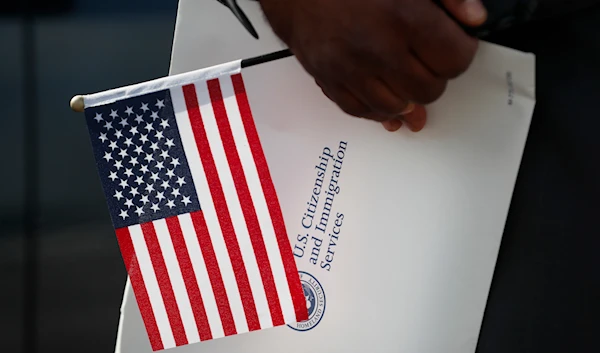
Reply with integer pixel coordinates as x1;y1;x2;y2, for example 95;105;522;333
420;80;447;104
358;80;408;115
340;102;369;117
337;96;369;117
308;44;345;77
368;96;407;115
445;41;479;78
362;113;389;123
444;60;471;79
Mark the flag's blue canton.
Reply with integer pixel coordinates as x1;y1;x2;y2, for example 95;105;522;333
85;89;200;229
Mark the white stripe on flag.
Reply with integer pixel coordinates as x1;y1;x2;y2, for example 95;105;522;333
152;218;200;344
170;86;249;334
129;224;176;349
195;81;273;329
218;76;297;324
178;213;225;338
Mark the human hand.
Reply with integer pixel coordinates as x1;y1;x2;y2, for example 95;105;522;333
259;0;487;132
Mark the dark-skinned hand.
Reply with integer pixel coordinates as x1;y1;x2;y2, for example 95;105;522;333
259;0;487;132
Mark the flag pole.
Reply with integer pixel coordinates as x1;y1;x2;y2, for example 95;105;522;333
241;49;292;68
70;49;294;113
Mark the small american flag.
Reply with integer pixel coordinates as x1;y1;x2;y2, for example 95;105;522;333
84;70;308;351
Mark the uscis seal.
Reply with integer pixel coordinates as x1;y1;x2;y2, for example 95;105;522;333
288;271;326;332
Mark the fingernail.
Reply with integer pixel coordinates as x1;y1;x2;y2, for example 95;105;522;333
405;122;420;132
400;103;415;115
463;0;487;25
382;120;403;132
402;104;427;132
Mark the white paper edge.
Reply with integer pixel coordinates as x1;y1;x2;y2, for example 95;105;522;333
114;277;132;353
82;59;242;108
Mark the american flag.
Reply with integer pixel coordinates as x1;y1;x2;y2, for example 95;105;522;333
84;72;308;351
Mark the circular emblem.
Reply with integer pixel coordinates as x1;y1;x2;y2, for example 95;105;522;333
288;271;326;332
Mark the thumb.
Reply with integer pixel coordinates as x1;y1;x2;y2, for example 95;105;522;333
440;0;488;27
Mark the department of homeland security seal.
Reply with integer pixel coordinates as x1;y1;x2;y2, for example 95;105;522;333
288;271;326;331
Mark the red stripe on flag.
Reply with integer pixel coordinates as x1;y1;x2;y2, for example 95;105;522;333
231;74;309;322
115;228;164;351
190;211;237;336
140;222;189;346
165;216;213;341
207;79;285;327
182;83;261;332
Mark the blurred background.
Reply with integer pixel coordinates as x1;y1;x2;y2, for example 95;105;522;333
1;1;179;352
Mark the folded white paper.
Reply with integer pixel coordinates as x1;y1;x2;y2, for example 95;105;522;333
115;1;536;352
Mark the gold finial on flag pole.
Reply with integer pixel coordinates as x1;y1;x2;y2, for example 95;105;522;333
70;95;85;112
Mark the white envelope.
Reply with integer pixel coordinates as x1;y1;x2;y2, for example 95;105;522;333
115;1;536;352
